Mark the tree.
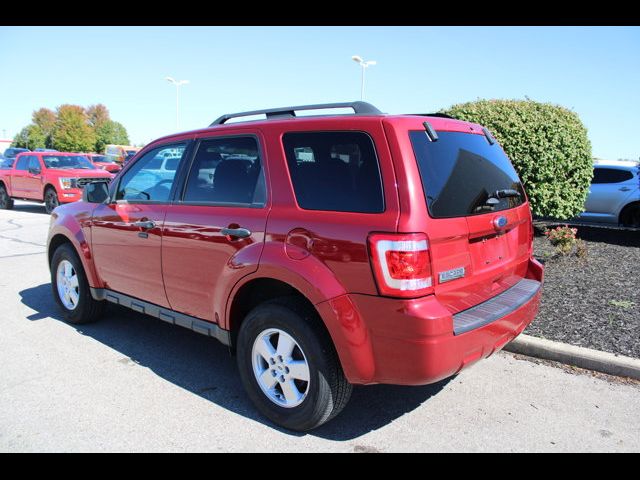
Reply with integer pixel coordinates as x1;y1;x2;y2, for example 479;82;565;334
32;108;56;146
443;99;593;220
50;104;96;153
12;125;46;150
86;104;110;128
94;120;130;153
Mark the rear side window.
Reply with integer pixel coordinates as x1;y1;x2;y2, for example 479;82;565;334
410;131;525;218
182;136;265;206
15;156;29;170
591;168;634;184
282;131;384;213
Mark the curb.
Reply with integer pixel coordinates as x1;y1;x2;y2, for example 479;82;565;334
503;334;640;380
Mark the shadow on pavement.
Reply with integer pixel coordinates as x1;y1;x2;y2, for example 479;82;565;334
11;203;49;215
19;283;450;440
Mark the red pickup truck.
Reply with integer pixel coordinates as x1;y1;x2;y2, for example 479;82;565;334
0;152;113;213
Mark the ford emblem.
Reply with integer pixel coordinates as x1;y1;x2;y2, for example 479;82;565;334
493;216;508;229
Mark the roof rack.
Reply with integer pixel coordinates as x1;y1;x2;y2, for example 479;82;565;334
209;101;383;126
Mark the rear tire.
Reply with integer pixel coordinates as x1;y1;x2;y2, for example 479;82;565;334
0;184;14;210
44;187;59;214
620;203;640;228
236;297;352;431
51;243;105;324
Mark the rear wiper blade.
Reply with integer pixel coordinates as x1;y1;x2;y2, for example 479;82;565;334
491;189;520;199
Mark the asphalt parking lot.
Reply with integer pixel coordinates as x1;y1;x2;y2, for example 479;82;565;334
1;201;639;452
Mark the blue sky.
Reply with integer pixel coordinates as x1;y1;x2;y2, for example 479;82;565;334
0;26;638;160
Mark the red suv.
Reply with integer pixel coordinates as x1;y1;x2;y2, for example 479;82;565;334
46;102;543;431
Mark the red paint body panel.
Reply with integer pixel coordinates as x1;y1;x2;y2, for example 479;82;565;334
323;257;543;385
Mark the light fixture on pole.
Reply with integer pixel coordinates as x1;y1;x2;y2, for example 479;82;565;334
351;55;376;101
165;76;189;130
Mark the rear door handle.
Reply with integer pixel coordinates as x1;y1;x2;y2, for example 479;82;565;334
221;227;251;239
133;220;156;229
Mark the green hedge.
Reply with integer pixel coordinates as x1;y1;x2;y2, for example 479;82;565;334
442;99;593;219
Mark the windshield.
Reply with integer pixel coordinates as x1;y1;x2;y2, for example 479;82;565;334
410;130;525;218
0;159;14;169
91;155;113;163
43;155;96;170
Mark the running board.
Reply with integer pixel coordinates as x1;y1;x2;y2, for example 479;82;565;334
90;288;231;346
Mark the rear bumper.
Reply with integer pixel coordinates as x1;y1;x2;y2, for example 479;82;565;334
320;257;543;385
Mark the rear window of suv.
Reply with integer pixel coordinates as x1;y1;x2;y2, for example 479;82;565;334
283;131;384;213
410;130;525;218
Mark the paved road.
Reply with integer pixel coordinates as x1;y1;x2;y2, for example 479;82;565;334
1;202;639;452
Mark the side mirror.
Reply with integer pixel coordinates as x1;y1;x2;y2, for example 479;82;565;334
83;181;110;204
28;167;41;175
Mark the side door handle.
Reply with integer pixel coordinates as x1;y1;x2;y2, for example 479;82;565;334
619;186;631;192
221;227;252;239
133;220;156;229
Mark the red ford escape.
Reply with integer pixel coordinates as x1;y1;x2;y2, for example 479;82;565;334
46;102;543;431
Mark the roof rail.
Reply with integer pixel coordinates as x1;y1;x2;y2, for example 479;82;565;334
209;101;383;126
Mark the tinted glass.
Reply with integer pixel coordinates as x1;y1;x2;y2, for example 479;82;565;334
282;131;384;213
5;148;29;158
116;144;186;202
0;159;15;169
91;155;111;163
28;157;41;171
410;131;525;218
591;168;634;184
183;137;264;205
15;156;29;170
43;155;95;169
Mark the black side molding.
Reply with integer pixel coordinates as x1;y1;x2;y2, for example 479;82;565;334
423;121;439;142
91;288;231;346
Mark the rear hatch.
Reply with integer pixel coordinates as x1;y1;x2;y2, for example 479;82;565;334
387;117;533;314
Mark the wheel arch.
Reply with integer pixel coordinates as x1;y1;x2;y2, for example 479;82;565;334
619;200;640;225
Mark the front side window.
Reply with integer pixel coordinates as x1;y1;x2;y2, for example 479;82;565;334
28;156;41;172
591;168;634;184
116;144;186;202
182;136;264;206
282;131;384;213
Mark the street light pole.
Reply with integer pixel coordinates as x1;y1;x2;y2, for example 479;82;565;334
351;55;377;101
165;76;189;130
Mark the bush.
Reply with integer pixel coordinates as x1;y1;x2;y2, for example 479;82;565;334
443;99;593;219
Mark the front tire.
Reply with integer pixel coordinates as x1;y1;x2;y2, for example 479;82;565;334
44;187;59;214
51;243;105;324
0;184;13;210
237;297;352;431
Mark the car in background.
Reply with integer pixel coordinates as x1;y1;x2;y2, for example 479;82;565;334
0;151;113;214
579;160;640;228
34;148;59;152
3;147;30;161
105;145;141;165
86;154;122;173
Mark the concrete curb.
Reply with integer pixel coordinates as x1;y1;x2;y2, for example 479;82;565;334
503;334;640;380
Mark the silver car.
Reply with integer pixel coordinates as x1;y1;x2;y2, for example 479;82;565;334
579;160;640;227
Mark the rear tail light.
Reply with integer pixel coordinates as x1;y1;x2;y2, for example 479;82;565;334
368;232;434;298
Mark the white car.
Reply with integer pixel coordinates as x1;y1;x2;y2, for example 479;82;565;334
579;160;640;227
